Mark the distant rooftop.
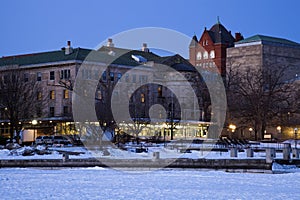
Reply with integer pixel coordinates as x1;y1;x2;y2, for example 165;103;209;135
235;34;300;48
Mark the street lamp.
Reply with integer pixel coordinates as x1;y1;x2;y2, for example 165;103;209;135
249;128;253;139
229;124;236;132
32;119;38;144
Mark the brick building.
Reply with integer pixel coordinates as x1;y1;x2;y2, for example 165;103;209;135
189;19;243;77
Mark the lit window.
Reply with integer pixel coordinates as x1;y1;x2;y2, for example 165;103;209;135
141;93;145;103
50;71;55;80
203;51;208;59
37;92;42;100
196;52;202;60
63;90;69;99
158;86;162;97
37;72;42;81
210;50;215;58
50;90;55;100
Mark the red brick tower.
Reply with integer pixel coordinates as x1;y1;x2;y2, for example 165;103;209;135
189;19;243;77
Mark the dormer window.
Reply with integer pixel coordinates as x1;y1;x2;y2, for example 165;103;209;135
210;50;215;58
196;52;202;60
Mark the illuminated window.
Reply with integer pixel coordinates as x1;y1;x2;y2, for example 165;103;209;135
210;50;215;58
203;51;208;59
63;90;69;99
97;90;102;100
37;92;42;100
50;90;55;100
141;93;145;103
158;86;162;97
196;52;202;60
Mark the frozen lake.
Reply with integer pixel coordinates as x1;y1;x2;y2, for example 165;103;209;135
0;168;300;200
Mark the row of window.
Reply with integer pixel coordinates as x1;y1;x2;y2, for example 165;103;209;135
196;50;215;60
195;62;216;68
24;69;71;82
36;90;69;100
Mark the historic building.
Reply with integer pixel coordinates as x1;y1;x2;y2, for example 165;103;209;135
226;34;300;140
189;19;243;77
0;40;211;141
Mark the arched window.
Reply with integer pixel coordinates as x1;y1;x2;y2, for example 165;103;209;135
203;51;208;59
196;52;202;60
210;50;215;58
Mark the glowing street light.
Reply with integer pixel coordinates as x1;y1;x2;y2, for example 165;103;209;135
229;124;236;132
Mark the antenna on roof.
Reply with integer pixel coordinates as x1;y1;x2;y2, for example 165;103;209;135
217;16;220;24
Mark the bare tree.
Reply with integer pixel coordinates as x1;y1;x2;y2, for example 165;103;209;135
227;64;294;140
0;69;45;142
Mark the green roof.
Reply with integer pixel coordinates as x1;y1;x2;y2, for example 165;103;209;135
0;46;195;72
235;34;300;47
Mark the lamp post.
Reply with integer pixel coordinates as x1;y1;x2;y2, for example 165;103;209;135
249;128;253;140
294;128;298;149
229;124;236;138
32;119;38;145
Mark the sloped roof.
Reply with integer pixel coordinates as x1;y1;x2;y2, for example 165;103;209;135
235;34;300;47
189;35;198;47
0;48;91;67
0;46;195;72
207;23;235;45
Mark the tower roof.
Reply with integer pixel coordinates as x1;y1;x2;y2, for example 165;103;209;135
207;23;235;45
189;35;198;47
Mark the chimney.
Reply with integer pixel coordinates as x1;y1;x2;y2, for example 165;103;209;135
107;38;114;47
235;32;244;42
65;40;73;55
142;43;149;52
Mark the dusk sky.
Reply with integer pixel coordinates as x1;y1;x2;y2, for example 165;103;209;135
1;0;300;57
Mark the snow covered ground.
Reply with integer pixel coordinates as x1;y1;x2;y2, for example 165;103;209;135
0;167;300;200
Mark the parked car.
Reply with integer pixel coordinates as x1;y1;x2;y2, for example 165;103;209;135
35;136;53;145
53;136;72;146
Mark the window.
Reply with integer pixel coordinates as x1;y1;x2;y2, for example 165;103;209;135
37;72;42;81
60;69;70;79
37;92;42;100
63;106;69;115
139;75;148;83
96;90;102;100
110;72;114;81
102;71;107;81
196;52;202;60
63;90;69;99
140;93;145;103
132;74;136;83
24;73;29;82
50;90;55;100
158;86;162;97
117;73;122;81
203;51;208;59
49;107;55;117
50;71;55;80
210;50;215;59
